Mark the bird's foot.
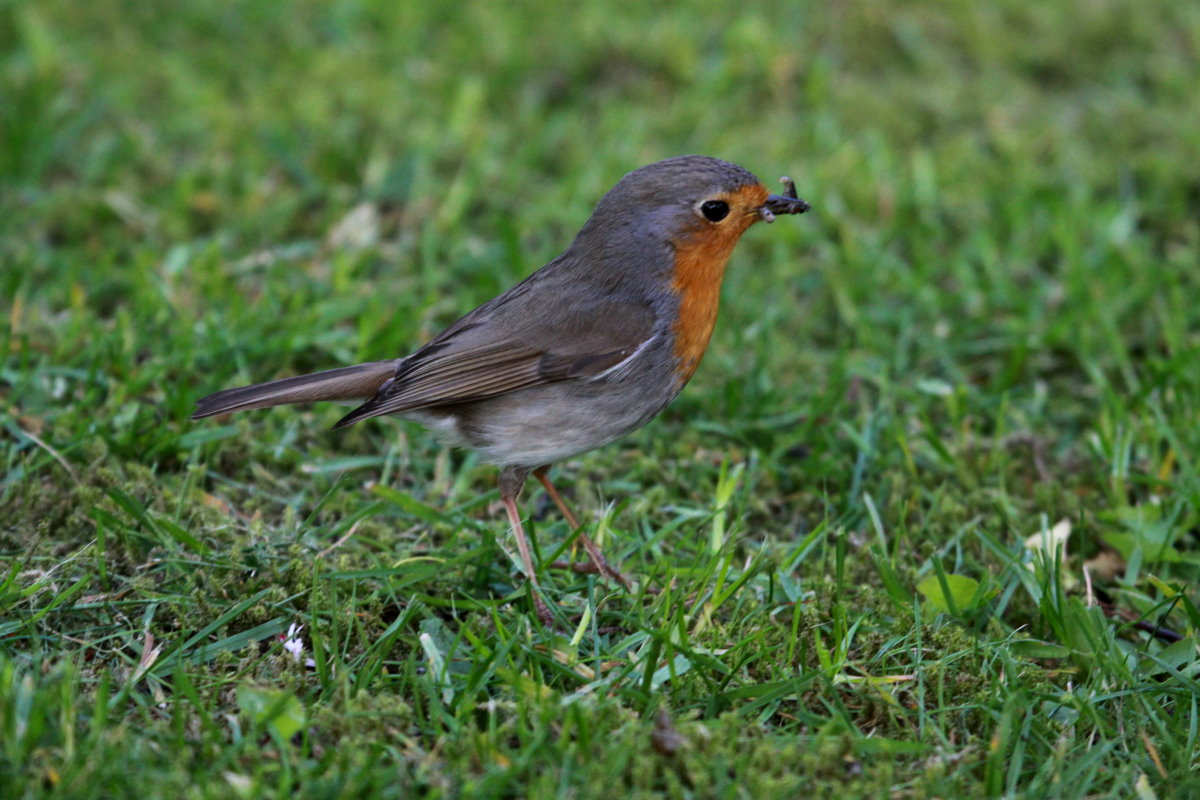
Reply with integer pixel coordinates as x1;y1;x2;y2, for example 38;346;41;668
552;540;634;592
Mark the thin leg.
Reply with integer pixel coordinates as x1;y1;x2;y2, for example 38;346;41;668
535;465;581;528
534;466;633;592
499;467;554;627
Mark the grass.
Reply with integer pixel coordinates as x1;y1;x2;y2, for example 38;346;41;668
3;0;1200;796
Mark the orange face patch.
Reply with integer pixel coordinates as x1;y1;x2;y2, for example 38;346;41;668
669;182;769;386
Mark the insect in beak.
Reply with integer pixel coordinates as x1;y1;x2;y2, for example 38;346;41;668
760;176;811;222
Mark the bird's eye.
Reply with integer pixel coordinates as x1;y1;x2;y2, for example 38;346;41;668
699;200;730;222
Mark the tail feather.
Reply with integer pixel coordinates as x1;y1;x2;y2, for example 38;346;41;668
192;360;398;420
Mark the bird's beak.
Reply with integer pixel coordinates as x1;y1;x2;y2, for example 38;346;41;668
759;177;811;222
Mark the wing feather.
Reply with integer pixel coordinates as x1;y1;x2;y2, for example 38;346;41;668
334;291;658;428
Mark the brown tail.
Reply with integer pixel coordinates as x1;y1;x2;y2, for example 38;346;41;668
192;360;398;420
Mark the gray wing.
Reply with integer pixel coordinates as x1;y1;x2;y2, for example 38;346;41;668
333;288;657;428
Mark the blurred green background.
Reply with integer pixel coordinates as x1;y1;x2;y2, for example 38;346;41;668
3;1;1200;797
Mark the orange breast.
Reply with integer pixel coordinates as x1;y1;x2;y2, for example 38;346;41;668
670;183;768;386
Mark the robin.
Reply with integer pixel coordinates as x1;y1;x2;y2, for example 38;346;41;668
193;155;810;625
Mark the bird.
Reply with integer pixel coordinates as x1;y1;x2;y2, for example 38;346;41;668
192;155;811;625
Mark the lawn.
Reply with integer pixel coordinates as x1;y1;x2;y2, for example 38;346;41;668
3;1;1200;797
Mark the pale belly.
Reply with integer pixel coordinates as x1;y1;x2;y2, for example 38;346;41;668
402;360;682;468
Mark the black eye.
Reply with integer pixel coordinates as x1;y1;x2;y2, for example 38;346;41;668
699;200;730;222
